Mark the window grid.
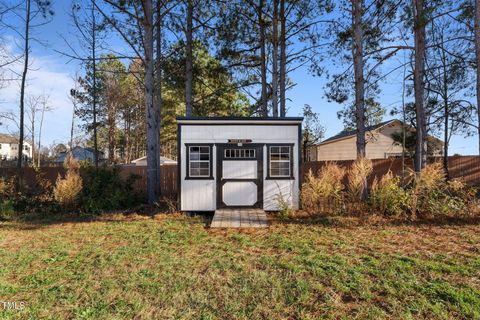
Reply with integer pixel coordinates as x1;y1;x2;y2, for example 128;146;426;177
188;146;210;177
269;146;291;177
224;149;255;159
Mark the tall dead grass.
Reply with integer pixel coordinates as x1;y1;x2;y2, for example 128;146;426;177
301;162;345;214
346;157;373;203
408;163;476;219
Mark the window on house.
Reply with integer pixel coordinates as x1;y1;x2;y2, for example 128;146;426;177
269;145;292;178
24;145;29;151
188;145;211;178
11;144;17;150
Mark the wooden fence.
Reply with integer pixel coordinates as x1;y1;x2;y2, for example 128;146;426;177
302;156;480;187
0;164;177;198
2;156;480;199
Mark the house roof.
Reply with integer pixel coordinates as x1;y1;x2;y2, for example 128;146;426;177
131;156;177;164
0;133;32;145
319;119;444;146
321;119;399;145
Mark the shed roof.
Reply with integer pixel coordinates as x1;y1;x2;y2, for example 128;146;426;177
176;116;303;125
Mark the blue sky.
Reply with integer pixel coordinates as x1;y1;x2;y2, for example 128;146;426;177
0;0;478;155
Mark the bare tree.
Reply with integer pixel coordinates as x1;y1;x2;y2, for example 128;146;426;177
9;0;53;181
36;93;52;167
25;93;41;165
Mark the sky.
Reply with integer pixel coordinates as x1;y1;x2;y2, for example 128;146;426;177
0;0;478;155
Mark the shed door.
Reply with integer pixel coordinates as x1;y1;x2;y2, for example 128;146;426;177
216;144;263;208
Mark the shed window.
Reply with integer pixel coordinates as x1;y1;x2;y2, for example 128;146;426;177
188;146;211;177
269;146;292;178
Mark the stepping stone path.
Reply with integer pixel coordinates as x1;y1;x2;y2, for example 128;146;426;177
211;208;268;228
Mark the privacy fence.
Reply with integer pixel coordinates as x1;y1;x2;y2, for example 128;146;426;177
301;156;480;187
1;156;480;199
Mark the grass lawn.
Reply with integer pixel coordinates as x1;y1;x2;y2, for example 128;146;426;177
1;213;480;319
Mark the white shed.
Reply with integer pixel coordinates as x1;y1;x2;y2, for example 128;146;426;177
177;117;303;212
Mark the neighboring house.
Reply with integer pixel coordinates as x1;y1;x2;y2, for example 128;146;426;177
54;146;104;164
307;119;444;161
0;134;33;161
127;155;177;166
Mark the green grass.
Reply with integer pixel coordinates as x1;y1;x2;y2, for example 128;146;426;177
1;214;480;319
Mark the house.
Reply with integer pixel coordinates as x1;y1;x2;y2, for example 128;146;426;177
127;155;177;166
54;146;104;164
177;116;303;211
0;134;33;161
307;119;443;161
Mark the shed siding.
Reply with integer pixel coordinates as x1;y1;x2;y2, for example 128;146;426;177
180;124;299;211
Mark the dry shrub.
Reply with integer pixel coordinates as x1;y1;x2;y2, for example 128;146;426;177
370;171;409;216
54;157;83;211
301;162;345;214
0;177;15;198
346;157;373;203
408;163;476;218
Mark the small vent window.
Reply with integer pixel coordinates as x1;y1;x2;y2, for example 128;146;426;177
224;149;255;159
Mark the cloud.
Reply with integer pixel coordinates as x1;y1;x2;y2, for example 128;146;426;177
0;47;75;147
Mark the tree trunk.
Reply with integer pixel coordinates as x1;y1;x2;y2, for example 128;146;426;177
441;39;449;179
279;0;286;117
69;98;75;157
108;108;115;163
413;0;427;172
443;101;449;179
185;0;193;116
38;102;45;167
259;0;268;116
17;0;30;185
30;109;35;166
92;0;99;168
272;0;279;117
475;0;480;155
352;0;366;159
155;0;163;198
144;0;160;204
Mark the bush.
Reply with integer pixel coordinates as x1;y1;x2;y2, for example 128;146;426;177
301;162;345;214
369;171;409;216
54;158;83;211
80;165;141;214
0;199;15;220
407;163;476;219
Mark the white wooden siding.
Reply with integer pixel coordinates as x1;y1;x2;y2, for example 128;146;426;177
180;124;300;211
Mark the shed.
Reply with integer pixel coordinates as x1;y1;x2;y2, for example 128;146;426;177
177;116;303;212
